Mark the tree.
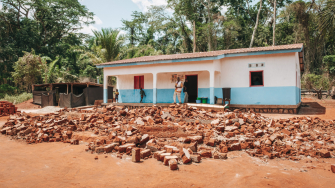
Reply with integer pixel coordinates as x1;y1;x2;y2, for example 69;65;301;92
250;0;263;48
0;0;94;87
273;0;277;46
12;50;47;92
92;28;125;62
319;0;335;34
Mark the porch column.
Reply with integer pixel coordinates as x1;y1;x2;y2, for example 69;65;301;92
209;71;215;105
103;73;108;104
153;73;157;104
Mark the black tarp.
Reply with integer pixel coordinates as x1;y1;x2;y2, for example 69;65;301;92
72;93;85;108
59;93;72;108
34;91;55;105
83;87;113;105
41;91;56;107
33;91;45;105
59;93;86;108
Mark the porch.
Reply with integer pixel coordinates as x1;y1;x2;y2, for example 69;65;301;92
102;60;221;105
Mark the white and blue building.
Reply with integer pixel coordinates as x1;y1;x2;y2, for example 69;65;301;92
97;44;304;107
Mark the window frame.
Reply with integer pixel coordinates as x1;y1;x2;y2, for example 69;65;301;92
249;70;264;87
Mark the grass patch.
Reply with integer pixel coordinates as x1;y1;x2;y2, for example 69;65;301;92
0;92;33;105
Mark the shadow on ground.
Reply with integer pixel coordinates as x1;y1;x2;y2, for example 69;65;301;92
299;102;326;115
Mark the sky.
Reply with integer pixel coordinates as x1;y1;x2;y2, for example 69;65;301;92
79;0;169;35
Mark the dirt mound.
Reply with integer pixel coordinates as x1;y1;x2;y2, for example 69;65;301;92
15;99;41;109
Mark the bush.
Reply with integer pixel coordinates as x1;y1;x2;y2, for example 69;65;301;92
0;84;19;98
0;92;33;105
302;73;330;90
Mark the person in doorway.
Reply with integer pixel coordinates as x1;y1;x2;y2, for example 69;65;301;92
183;79;189;103
140;88;146;103
114;89;119;103
173;77;183;104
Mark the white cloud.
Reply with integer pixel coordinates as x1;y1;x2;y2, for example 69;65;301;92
119;30;127;36
0;3;2;10
93;15;103;25
78;15;102;35
80;25;98;35
132;0;168;12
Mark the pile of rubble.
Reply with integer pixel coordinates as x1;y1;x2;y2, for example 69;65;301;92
0;101;18;116
1;104;335;170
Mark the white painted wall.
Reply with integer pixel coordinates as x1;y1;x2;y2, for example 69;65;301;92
104;52;297;90
198;71;210;88
220;52;296;88
117;73;153;89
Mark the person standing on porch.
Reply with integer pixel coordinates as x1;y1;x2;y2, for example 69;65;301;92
173;77;183;104
114;89;119;103
140;88;146;103
183;79;189;103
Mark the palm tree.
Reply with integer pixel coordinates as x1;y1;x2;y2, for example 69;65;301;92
92;28;125;62
319;0;335;34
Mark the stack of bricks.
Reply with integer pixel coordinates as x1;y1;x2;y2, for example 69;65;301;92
0;101;18;116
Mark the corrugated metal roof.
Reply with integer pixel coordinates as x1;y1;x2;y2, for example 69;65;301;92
97;43;303;66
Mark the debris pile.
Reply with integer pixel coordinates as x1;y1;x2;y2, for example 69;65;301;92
1;104;335;170
0;101;18;116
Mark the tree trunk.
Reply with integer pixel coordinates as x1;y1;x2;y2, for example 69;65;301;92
314;87;323;100
207;24;211;51
193;21;196;53
272;0;276;46
250;0;263;48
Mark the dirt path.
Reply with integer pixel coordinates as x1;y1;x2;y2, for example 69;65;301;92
0;135;334;188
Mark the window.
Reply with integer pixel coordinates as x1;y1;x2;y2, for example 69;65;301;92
134;76;144;89
250;71;263;87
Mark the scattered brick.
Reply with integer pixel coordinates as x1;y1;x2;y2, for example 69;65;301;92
132;148;141;162
1;103;334;172
169;159;178;170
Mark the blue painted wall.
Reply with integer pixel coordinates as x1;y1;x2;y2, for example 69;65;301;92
296;87;301;103
119;86;300;105
157;89;185;103
229;86;299;105
119;89;153;103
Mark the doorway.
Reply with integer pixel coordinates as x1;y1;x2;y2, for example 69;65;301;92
185;75;198;103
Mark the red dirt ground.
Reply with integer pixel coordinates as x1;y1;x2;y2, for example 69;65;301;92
15;99;41;110
1;97;335;187
0;135;334;188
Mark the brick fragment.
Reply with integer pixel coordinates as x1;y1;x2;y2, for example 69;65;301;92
190;155;201;163
159;153;171;161
319;149;330;158
132;148;141;162
182;155;191;164
164;156;178;165
169;159;178;170
140;149;151;159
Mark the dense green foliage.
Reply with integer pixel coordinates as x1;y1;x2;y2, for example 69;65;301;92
2;0;335;98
